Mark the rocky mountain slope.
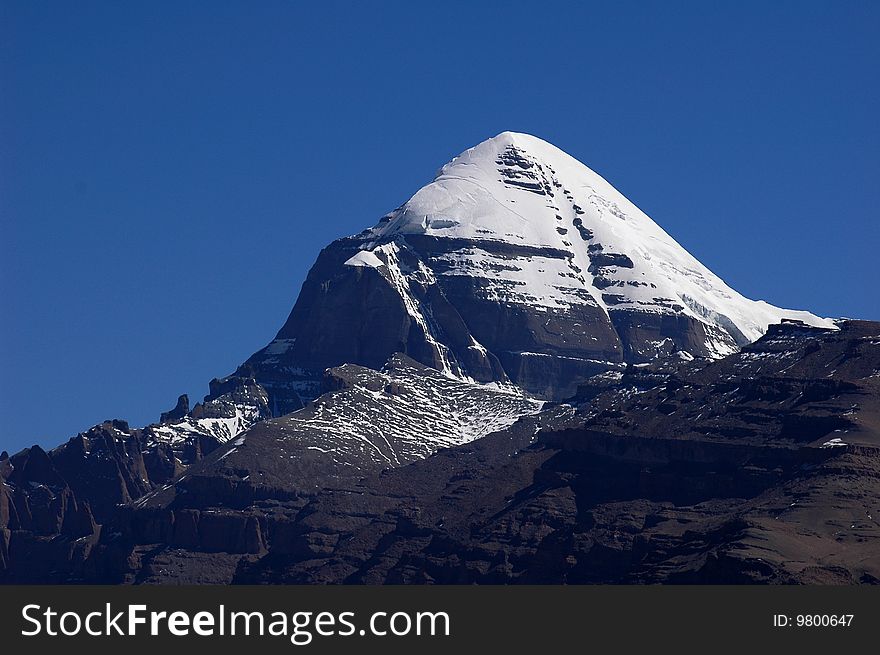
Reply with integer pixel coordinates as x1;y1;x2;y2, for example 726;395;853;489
227;132;832;411
3;320;877;584
1;132;873;584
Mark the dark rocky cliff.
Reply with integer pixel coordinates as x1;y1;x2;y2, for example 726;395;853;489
0;133;867;585
4;320;877;584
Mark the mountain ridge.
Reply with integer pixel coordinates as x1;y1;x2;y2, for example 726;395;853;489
4;319;878;584
3;133;873;586
227;131;833;414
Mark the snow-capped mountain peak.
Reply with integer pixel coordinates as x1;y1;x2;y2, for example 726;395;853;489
229;131;834;408
366;131;833;350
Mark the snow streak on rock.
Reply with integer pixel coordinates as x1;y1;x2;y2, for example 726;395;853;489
236;354;542;472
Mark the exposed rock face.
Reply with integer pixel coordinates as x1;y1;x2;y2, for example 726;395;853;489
224;320;880;585
5;320;876;584
1;421;163;583
0;379;270;582
146;378;271;446
0;133;870;585
135;355;542;511
160;394;189;423
219;132;833;412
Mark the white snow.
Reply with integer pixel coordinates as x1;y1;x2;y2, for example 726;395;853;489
146;404;263;446
359;131;834;355
344;249;385;268
272;358;543;469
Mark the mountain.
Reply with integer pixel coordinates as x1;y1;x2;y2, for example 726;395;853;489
229;320;880;585
222;131;833;412
4;319;877;584
2;132;874;585
138;354;541;500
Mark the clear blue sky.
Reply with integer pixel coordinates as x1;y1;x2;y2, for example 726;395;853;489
2;1;878;453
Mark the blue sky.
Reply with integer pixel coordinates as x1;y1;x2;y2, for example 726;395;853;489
2;1;878;452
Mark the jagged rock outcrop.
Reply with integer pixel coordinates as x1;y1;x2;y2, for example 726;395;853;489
0;418;223;582
147;377;271;445
7;319;873;584
160;394;189;423
226;320;880;584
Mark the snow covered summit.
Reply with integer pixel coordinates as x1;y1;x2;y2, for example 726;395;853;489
228;132;833;409
368;131;832;347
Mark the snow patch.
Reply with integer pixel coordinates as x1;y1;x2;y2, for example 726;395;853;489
345;249;385;268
